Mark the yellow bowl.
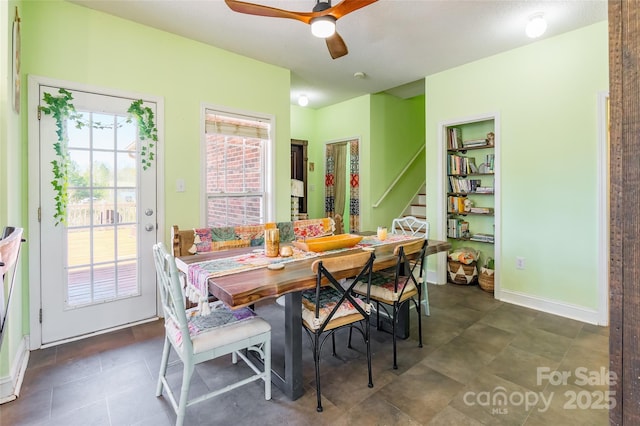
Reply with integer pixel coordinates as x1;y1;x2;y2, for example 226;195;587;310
292;234;363;252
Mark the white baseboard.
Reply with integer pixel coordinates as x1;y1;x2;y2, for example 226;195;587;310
498;289;601;325
0;336;30;404
426;269;445;285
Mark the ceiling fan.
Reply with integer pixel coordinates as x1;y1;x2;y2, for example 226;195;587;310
224;0;378;59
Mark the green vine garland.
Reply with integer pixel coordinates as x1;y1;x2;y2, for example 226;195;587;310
39;89;158;225
39;89;83;225
127;100;157;171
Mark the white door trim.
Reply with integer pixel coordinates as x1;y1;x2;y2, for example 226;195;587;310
27;75;165;350
435;112;500;295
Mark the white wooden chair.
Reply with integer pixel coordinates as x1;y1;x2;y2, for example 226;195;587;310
0;227;25;348
152;243;271;426
391;216;430;315
391;215;429;238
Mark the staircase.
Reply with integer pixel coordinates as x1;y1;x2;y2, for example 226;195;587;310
392;184;428;236
400;184;427;220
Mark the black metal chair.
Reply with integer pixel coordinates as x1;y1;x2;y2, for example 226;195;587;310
351;239;427;369
301;251;375;412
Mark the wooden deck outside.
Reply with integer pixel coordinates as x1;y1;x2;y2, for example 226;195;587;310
66;227;139;306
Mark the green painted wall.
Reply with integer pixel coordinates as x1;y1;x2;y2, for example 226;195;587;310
369;93;425;230
292;94;425;232
312;95;371;226
22;0;292;232
426;22;608;309
0;0;290;367
0;0;26;381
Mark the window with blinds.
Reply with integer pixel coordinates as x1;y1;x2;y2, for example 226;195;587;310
204;109;271;227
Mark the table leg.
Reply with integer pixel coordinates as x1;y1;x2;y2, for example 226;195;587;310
249;292;304;400
282;291;304;400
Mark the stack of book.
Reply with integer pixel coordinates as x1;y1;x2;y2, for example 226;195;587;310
470;233;494;243
475;186;494;194
448;154;479;175
447;128;463;149
449;178;490;194
462;138;488;148
448;196;467;213
469;207;493;214
447;218;470;239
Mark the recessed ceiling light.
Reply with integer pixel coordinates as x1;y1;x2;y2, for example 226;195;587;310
298;94;309;107
526;13;547;39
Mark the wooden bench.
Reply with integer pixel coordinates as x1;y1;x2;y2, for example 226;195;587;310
171;217;338;258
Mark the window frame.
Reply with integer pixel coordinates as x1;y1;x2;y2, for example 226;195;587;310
200;104;275;227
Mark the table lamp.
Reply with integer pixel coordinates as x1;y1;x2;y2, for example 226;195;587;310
291;179;305;220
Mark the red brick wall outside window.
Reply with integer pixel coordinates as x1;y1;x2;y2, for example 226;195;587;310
205;123;268;227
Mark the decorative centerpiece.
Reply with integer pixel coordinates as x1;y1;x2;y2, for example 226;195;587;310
292;234;363;252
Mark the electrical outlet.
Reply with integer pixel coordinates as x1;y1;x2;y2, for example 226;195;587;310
516;256;525;270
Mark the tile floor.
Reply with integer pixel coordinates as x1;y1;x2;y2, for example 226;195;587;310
0;283;610;425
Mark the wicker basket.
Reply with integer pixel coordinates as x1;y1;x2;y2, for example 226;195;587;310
479;267;495;292
447;260;478;285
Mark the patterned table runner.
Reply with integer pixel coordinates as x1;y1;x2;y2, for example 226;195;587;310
186;234;417;315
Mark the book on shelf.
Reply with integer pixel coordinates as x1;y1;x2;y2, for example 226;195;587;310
448;196;468;213
462;138;488;148
486;153;495;172
447;218;470;239
469;207;493;214
475;186;494;193
447;127;463;149
470;233;494;243
448;154;478;175
449;177;486;194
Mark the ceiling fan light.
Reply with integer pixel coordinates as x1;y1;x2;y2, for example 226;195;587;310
526;14;547;38
310;16;336;38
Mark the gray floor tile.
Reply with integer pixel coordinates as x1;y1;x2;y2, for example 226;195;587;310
2;284;610;426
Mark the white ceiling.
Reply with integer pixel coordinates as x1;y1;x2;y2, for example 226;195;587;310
68;0;607;109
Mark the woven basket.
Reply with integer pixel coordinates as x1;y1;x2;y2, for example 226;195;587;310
479;267;495;292
447;260;478;285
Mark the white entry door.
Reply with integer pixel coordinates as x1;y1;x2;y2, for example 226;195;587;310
38;84;158;344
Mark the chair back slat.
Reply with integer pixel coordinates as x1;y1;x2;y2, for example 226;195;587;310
309;251;375;334
391;216;429;239
393;239;427;297
153;243;193;352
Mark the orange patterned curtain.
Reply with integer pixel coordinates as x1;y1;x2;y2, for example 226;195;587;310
349;140;360;232
325;140;359;232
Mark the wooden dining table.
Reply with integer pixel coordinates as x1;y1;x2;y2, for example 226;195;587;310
175;235;451;400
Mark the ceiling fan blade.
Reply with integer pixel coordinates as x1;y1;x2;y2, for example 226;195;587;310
326;32;348;59
224;0;315;24
328;0;378;19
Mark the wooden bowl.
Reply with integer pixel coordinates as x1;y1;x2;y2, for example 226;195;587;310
292;234;363;252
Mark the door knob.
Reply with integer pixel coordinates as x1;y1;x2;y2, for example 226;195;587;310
145;223;155;232
145;208;154;216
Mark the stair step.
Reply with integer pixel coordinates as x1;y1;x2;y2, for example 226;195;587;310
409;205;426;216
405;214;426;220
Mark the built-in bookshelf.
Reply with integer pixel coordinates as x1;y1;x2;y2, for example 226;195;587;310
441;114;499;285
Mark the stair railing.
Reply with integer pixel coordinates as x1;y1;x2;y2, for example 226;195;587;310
372;145;425;208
